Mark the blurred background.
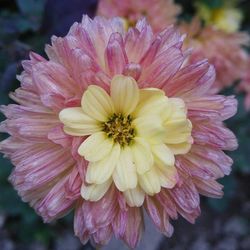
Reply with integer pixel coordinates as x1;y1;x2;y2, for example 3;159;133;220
0;0;249;249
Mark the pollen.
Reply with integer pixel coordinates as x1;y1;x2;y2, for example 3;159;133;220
102;114;136;146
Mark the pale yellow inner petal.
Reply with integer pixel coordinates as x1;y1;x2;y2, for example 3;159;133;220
86;143;121;184
78;132;113;162
139;168;161;196
59;107;100;136
124;186;145;207
80;179;112;202
152;144;175;167
81;85;114;122
133;115;165;144
155;164;178;189
168;138;193;155
110;74;139;115
131;137;154;175
113;147;137;191
133;89;170;118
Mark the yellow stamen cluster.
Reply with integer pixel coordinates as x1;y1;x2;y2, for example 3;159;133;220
102;114;136;147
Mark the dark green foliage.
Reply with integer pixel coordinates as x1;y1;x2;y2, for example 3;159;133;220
199;0;224;9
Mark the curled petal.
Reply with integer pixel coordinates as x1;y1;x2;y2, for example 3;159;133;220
124;186;145;207
81;179;112;201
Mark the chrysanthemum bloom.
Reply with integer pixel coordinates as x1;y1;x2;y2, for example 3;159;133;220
238;60;250;110
195;1;243;33
180;18;249;93
97;0;181;32
0;16;238;248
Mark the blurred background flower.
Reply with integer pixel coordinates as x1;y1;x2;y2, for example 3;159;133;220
0;0;250;250
97;0;181;32
180;17;249;92
195;0;243;33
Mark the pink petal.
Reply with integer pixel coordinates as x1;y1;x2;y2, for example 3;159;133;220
92;225;113;246
139;46;185;88
48;125;72;148
156;191;178;220
187;95;237;121
145;196;174;237
193;123;238;151
0;104;58;142
74;200;90;244
125;23;153;63
169;178;200;214
194;178;224;198
82;186;118;233
188;145;233;176
32;61;80;110
64;167;82;200
35;175;76;222
9;143;75;198
105;32;128;76
112;210;128;238
164;60;214;98
122;207;144;249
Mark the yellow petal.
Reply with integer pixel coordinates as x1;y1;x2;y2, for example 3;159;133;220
166;98;187;120
110;75;139;115
59;107;101;136
63;126;101;136
155;164;178;189
137;88;165;105
113;147;137;191
133;115;165;144
168;137;193;155
139;168;161;195
162;98;187;122
131;137;153;175
78;132;113;161
86;143;121;184
124;186;145;207
164;119;192;144
81;85;114;122
134;88;170;118
80;179;112;201
152;144;175;166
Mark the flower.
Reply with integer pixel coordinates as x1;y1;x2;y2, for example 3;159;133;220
195;1;243;33
97;0;181;32
180;17;249;92
0;16;238;248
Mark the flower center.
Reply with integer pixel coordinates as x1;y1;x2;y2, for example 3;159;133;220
102;113;136;147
